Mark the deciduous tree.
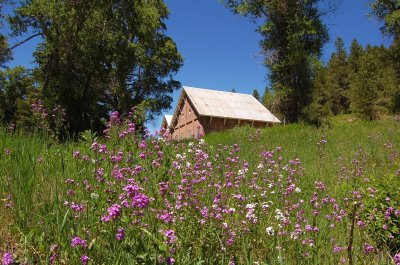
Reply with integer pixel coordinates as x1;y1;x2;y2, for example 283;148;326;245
9;0;183;134
370;0;400;43
0;66;35;126
0;0;11;67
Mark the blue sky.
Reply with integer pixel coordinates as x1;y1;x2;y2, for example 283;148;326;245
4;0;390;131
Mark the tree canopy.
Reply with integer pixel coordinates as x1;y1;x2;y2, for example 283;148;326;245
7;0;183;134
370;0;400;43
0;0;11;67
303;38;400;124
224;0;329;123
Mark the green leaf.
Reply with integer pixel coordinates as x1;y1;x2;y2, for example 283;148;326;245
158;243;168;252
59;208;70;232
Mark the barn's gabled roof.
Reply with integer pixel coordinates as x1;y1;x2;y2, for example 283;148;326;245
169;86;281;127
161;115;173;129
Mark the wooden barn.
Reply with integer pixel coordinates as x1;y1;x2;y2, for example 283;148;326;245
161;86;280;140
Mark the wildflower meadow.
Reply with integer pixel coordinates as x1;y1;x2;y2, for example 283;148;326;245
1;112;400;264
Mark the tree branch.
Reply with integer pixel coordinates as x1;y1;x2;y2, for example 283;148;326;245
8;33;42;50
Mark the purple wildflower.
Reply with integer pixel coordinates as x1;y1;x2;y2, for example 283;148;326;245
81;255;90;265
357;220;366;228
131;193;150;208
160;229;177;244
333;245;344;253
70;202;85;212
71;237;88;248
314;181;326;190
157;211;173;223
49;253;58;264
123;184;142;196
116;228;125;241
49;244;58;264
2;252;14;265
363;243;374;254
393;253;400;265
139;141;147;149
166;257;175;264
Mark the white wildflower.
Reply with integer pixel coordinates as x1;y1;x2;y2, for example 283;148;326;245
275;209;284;221
266;226;274;235
245;203;257;210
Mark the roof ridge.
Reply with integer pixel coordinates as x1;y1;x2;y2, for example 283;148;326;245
183;86;253;97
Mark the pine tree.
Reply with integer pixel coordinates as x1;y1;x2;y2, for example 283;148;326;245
347;39;364;114
304;61;331;126
369;1;400;114
351;45;397;119
325;37;349;114
252;89;260;101
389;44;400;113
348;39;365;76
224;0;329;123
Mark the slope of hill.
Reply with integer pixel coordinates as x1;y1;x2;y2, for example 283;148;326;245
0;115;399;264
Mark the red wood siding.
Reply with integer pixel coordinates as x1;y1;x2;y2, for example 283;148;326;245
171;96;204;140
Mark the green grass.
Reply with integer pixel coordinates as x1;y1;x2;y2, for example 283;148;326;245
206;115;400;187
0;115;399;264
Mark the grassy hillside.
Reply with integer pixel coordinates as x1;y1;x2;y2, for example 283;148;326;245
0;115;399;264
206;116;400;190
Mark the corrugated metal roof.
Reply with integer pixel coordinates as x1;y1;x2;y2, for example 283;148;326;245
182;86;281;123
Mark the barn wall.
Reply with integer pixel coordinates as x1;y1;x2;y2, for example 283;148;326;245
200;117;272;134
171;96;204;140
